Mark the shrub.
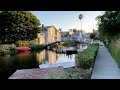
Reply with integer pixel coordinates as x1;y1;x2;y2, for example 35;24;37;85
16;40;29;46
45;71;69;79
0;47;9;55
75;43;99;69
0;44;18;56
45;67;93;79
9;46;19;55
59;42;66;46
28;44;44;51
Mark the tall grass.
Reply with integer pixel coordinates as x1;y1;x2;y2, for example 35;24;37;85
110;41;120;68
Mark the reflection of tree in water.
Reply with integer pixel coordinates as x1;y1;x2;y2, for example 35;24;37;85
17;53;39;69
0;56;19;79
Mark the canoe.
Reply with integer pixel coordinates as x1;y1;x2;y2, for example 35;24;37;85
16;46;31;51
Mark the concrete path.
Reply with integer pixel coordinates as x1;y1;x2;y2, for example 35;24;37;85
91;42;120;79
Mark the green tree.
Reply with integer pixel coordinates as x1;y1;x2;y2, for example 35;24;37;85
0;11;41;44
90;33;96;39
96;11;120;42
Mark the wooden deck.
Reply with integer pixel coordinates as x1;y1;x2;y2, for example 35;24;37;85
8;67;64;79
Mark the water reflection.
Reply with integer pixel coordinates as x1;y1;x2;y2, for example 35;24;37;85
36;44;88;65
0;43;88;79
17;51;31;59
37;50;58;64
37;50;45;64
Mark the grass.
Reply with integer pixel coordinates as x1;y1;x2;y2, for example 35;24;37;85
107;41;120;68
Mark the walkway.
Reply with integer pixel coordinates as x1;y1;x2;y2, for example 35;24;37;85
91;42;120;79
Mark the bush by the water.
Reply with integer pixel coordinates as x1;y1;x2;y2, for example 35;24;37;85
28;44;44;51
75;43;99;69
0;44;18;56
60;41;76;47
16;40;29;46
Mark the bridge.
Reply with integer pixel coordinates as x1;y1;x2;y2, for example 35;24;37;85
44;39;80;47
44;40;67;47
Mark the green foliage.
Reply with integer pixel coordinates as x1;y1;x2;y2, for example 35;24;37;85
50;43;58;48
28;44;44;51
9;46;19;55
0;45;18;56
63;41;75;47
0;11;41;44
45;71;69;79
90;33;96;39
60;42;65;46
96;11;120;42
107;41;120;68
45;67;93;79
16;40;29;46
0;47;9;55
75;44;99;69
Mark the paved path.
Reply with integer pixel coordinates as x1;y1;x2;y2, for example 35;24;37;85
91;43;120;79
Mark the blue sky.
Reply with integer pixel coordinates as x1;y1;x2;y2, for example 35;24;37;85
31;11;104;32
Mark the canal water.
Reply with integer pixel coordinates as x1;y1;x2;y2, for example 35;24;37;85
0;44;88;79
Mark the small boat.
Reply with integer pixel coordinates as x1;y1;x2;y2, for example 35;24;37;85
16;46;31;51
66;50;78;55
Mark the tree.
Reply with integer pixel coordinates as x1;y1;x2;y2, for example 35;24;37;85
96;11;120;42
90;33;96;39
0;11;41;44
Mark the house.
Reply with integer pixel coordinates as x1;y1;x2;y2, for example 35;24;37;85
82;33;91;43
29;25;62;45
36;25;62;44
42;25;62;44
93;29;99;39
68;29;83;42
69;29;76;35
61;31;69;41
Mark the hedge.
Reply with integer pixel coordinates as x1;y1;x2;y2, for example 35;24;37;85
75;43;99;69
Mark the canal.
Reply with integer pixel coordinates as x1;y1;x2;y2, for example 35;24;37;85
0;44;88;79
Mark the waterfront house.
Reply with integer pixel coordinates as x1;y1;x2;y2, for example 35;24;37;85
29;25;62;45
68;29;83;42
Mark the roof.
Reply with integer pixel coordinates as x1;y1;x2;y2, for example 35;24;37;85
42;26;51;30
42;26;61;33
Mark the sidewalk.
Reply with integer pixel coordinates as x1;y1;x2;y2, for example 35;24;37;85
91;43;120;79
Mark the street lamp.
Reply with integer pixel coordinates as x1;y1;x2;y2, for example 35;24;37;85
79;14;83;30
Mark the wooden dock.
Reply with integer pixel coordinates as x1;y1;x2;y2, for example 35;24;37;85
9;67;64;79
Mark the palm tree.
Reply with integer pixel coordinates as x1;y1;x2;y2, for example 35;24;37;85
79;14;83;30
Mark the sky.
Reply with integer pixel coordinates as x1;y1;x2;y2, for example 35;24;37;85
31;11;104;33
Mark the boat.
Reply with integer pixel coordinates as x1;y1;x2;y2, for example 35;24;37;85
16;46;31;51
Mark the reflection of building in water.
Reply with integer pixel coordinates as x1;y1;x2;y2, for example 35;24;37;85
67;55;72;59
36;50;45;64
48;51;57;64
